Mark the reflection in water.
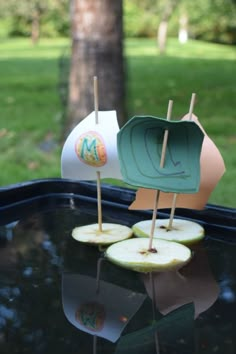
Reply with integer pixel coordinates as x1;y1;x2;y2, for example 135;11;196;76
113;244;219;354
0;214;65;354
62;245;219;354
0;215;54;270
61;257;146;352
143;245;220;319
0;210;235;354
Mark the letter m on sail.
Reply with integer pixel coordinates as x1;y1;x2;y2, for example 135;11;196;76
80;136;99;161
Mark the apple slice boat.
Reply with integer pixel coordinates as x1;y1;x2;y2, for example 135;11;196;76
72;223;133;246
132;219;204;245
106;238;192;273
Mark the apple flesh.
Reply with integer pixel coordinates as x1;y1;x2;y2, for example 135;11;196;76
106;238;192;273
132;219;204;245
72;223;133;245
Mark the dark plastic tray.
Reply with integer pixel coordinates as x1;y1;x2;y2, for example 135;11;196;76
0;178;235;354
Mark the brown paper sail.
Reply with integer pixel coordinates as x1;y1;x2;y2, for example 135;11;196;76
129;114;225;211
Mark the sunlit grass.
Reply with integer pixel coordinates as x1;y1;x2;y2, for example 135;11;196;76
0;37;235;207
125;37;236;60
0;37;69;58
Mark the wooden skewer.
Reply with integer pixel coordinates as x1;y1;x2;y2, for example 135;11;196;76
188;92;196;121
148;100;173;251
149;272;161;353
93;335;97;354
167;192;178;230
160;104;172;167
93;76;103;232
94;76;99;124
167;93;196;230
97;171;103;232
96;257;104;294
149;190;160;246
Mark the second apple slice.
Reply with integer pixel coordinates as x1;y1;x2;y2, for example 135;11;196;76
132;219;204;245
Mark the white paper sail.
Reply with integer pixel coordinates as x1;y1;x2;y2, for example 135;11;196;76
61;110;122;180
62;273;146;343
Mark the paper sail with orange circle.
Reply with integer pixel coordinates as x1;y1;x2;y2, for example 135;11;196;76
62;273;146;342
61;110;122;180
129;114;226;210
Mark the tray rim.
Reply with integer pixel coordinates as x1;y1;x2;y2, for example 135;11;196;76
0;178;235;235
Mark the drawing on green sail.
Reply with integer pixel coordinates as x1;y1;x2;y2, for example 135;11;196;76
117;115;204;193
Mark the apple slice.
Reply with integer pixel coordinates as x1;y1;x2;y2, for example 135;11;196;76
72;223;133;245
132;219;204;245
106;238;191;273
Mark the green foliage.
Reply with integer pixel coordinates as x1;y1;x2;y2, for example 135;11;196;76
180;0;236;43
123;0;158;37
1;0;236;43
0;0;69;38
124;0;236;44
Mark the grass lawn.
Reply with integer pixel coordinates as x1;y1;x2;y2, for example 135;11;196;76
0;37;235;207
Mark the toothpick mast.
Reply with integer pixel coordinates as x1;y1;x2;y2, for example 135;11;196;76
148;100;173;251
94;76;99;124
167;93;196;230
93;336;97;354
94;76;103;232
149;272;160;353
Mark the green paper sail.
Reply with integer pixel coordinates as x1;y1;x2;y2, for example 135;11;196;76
117;116;204;193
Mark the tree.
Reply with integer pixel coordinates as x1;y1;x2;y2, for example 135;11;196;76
0;0;68;42
124;0;236;45
156;0;178;54
181;0;236;43
123;0;159;38
66;0;125;136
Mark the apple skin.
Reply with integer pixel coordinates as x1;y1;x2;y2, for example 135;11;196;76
132;219;205;246
106;238;192;273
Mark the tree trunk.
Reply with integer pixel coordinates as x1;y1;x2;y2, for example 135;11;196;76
157;21;168;55
178;12;188;44
66;0;125;135
31;10;40;44
157;0;178;55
